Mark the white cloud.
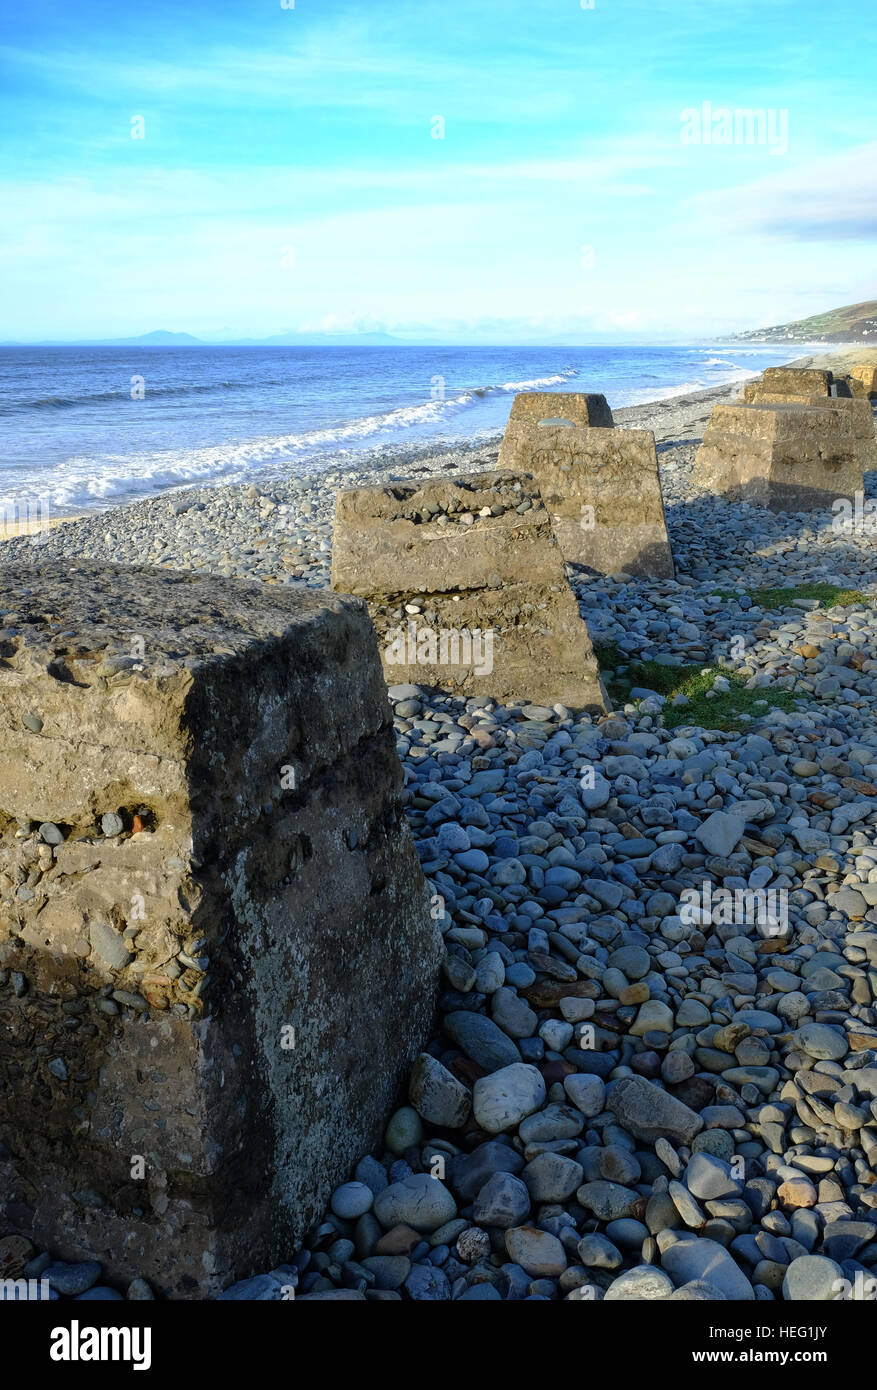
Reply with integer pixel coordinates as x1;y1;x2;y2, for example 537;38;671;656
691;140;877;242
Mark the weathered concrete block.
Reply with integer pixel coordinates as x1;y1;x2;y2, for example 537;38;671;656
506;390;614;429
850;364;877;400
760;367;832;395
741;367;832;405
331;471;606;711
333;470;558;597
694;402;862;510
741;393;876;470
499;423;673;578
498;392;613;470
741;383;815;404
0;562;440;1297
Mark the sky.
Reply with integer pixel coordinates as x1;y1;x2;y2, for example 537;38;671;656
1;0;875;343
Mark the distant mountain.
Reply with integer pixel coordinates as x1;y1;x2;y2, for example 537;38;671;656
0;330;207;346
0;328;411;347
730;299;877;344
109;330;204;345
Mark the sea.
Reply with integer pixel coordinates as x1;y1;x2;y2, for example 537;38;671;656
0;343;799;518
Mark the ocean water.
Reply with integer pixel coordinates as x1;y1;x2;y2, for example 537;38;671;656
0;343;796;517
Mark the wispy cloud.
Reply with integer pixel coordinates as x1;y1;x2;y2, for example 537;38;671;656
1;0;875;338
693;142;877;242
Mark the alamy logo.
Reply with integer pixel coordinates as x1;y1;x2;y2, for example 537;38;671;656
0;1276;51;1300
50;1321;152;1371
833;1271;877;1300
385;619;494;676
0;497;51;544
832;491;877;534
680;101;789;155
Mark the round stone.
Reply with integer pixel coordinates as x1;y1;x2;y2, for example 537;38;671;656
605;1218;649;1249
456;848;489;874
504;1226;567;1278
330;1182;374;1220
405;1264;450;1301
45;1261;102;1297
692;1129;734;1162
605;1265;674;1300
101;811;124;837
563;1073;605;1119
472;1171;531;1228
539;1019;573;1052
384;1106;424;1155
522;1152;584;1203
373;1174;457;1233
782;1255;844;1301
794;1023;848;1061
669;1279;728;1300
662;1051;695;1084
455;1228;491;1263
608;946;650;980
519;1102;583;1143
472;1063;546;1134
778;1177;817;1209
596;1146;641;1186
577;1233;623;1269
684;1153;741;1202
662;1238;754;1300
631;1000;674;1036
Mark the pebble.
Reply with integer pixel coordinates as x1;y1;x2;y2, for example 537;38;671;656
662;1239;755;1300
330;1182;374;1220
373;1175;457;1234
782;1254;845;1301
504;1226;567;1278
563;1073;605;1118
384;1106;423;1155
472;1172;531;1228
605;1266;675;1300
44;1261;102;1297
472;1063;546;1133
578;1233;623;1269
608;1077;704;1146
408;1053;471;1128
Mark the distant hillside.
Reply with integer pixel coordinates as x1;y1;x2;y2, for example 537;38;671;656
731;300;877;344
111;330;203;345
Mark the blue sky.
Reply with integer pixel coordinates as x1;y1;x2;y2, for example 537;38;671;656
2;0;875;342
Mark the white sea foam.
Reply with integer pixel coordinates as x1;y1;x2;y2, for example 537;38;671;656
493;371;576;391
0;349;797;514
1;368;586;510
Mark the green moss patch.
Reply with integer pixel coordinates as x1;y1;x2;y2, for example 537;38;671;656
746;582;871;611
595;647;799;732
